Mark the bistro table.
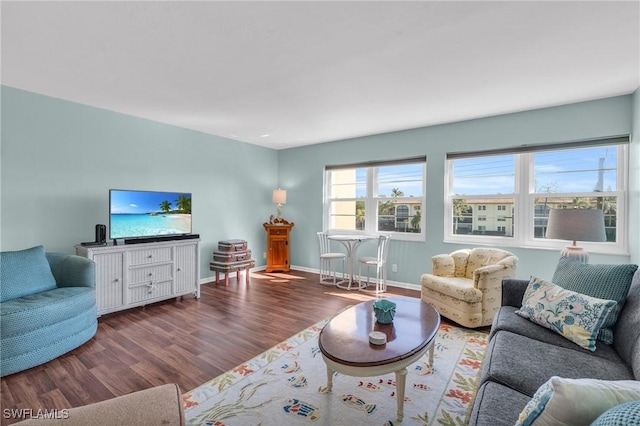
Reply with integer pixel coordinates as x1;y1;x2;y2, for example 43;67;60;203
327;234;377;290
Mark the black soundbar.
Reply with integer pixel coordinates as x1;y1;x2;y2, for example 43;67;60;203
124;234;200;245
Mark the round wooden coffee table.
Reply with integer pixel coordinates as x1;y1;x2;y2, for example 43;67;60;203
318;297;440;421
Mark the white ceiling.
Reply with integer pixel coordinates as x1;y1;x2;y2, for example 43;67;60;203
2;1;639;150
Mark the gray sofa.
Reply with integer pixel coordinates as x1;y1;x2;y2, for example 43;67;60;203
469;270;640;425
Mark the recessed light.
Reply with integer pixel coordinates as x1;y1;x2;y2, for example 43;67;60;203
260;134;270;138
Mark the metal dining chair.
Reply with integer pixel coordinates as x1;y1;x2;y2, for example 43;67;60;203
317;232;347;286
357;235;391;294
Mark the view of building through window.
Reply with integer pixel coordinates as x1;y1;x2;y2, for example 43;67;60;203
325;160;425;239
447;143;624;246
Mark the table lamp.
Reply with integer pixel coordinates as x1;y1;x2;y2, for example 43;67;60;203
272;188;287;218
545;209;606;263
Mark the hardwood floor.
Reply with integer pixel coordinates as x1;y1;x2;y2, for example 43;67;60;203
1;270;422;425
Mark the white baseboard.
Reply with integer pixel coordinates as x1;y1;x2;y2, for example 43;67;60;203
287;265;421;291
200;265;420;291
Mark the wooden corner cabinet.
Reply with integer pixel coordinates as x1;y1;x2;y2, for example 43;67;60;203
263;219;294;273
75;238;200;316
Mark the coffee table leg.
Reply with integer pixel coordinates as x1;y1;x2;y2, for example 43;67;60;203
326;366;334;392
429;341;435;366
395;368;407;421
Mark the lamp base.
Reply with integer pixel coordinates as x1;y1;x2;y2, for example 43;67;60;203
560;245;589;263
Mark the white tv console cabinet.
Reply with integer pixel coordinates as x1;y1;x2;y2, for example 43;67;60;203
75;239;200;316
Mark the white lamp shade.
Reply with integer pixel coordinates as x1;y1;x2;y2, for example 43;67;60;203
272;189;287;205
546;209;606;242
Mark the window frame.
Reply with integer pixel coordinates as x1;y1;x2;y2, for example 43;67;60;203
324;158;427;242
444;140;629;255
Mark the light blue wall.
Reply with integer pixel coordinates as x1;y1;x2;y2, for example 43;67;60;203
0;86;278;280
2;87;637;286
279;95;637;287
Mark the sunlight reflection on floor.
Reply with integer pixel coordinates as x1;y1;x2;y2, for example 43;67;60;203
250;272;306;281
321;291;380;302
248;272;388;301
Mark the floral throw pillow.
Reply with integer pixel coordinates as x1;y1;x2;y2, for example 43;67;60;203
515;276;617;351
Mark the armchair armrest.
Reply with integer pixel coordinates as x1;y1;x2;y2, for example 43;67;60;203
16;383;184;425
474;263;506;276
501;279;530;307
46;253;95;288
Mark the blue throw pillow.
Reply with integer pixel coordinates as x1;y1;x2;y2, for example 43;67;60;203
591;401;640;426
552;258;638;344
0;245;57;302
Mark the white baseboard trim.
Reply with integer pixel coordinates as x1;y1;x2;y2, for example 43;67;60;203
288;265;421;291
200;265;420;291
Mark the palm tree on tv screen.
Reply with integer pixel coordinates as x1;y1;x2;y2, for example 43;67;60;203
160;200;172;213
176;194;192;214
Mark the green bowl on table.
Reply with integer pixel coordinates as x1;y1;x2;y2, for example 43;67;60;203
373;299;396;324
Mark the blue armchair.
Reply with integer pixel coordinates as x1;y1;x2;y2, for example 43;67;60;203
1;246;97;376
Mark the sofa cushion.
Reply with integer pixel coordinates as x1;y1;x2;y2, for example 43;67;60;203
515;377;640;426
0;306;97;371
421;275;483;302
552;258;638;344
0;287;96;338
516;276;617;351
611;270;640;379
591;401;640;426
469;381;531;426
480;331;634;397
490;306;623;364
0;246;57;303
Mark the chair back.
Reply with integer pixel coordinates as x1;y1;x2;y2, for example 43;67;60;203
317;232;331;255
375;235;391;265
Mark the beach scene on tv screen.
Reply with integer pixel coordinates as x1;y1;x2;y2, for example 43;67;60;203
110;190;192;239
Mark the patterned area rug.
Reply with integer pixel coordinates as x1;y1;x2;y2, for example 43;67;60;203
183;311;488;426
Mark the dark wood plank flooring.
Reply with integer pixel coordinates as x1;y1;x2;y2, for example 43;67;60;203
1;270;422;425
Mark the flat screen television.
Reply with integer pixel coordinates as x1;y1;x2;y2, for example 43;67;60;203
109;189;192;241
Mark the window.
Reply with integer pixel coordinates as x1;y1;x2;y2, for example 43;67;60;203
445;137;629;254
324;157;426;241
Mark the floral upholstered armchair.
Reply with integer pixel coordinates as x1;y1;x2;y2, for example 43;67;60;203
420;248;518;328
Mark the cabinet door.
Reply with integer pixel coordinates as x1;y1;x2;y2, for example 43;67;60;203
268;234;289;271
175;243;197;294
94;252;124;312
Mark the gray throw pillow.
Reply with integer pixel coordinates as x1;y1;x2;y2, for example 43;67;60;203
552;258;638;344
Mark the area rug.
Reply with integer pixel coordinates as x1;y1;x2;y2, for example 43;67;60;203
183;312;488;426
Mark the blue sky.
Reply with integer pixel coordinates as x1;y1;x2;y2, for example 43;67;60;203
355;164;424;198
110;190;191;214
452;146;617;195
347;146;617;198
